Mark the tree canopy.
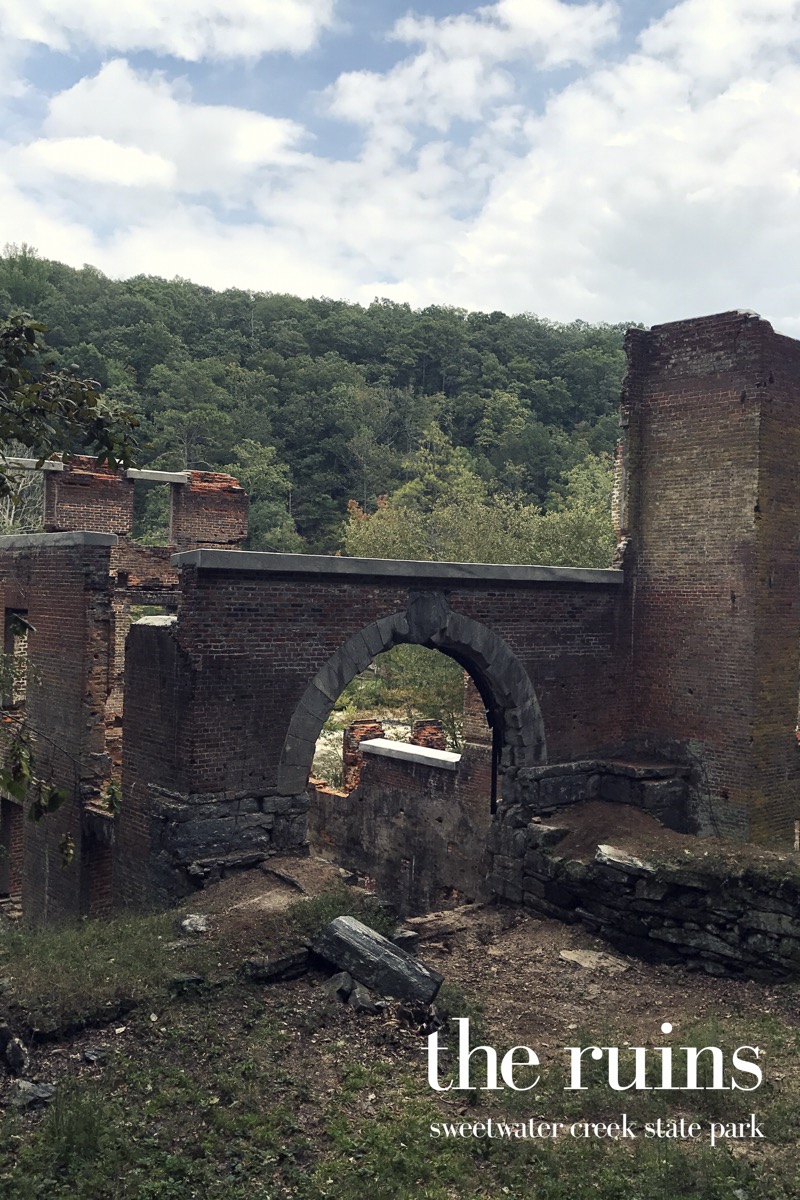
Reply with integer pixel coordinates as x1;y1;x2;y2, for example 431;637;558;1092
343;453;616;569
0;243;633;554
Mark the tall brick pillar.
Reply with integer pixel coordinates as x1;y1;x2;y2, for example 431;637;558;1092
622;310;800;846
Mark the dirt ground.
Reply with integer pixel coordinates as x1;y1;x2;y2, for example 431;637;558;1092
176;850;800;1055
545;800;800;875
6;847;800;1199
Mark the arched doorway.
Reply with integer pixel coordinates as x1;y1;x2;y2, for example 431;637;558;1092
278;593;546;798
276;593;545;912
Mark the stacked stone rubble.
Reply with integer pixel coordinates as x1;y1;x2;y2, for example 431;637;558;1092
489;805;800;980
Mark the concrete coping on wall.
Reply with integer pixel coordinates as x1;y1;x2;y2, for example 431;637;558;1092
0;531;118;550
360;737;461;770
170;548;624;585
4;460;191;484
4;457;65;471
126;469;190;484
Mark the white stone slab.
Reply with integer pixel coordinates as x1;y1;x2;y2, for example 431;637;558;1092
126;469;190;484
359;738;461;771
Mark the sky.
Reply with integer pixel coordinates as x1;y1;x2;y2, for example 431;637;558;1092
1;0;800;333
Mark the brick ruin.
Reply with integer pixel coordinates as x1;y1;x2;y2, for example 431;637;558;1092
0;459;248;921
2;311;800;952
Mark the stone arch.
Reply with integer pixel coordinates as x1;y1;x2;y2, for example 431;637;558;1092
277;590;546;797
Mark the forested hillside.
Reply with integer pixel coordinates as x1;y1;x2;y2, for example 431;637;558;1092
0;244;633;555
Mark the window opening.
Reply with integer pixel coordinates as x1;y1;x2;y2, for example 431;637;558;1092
2;610;33;708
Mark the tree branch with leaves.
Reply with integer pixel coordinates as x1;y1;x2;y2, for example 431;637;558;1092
0;313;140;497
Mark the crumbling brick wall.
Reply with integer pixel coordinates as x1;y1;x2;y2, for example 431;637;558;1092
341;720;385;791
43;458;248;552
116;620;189;904
0;797;23;897
463;677;493;746
169;472;248;551
620;311;800;845
15;310;800;924
106;541;181;767
409;720;447;751
0;459;249;921
461;677;495;814
38;462;244;771
0;534;116;922
120;614;294;904
160;564;622;800
44;458;134;535
119;556;623;904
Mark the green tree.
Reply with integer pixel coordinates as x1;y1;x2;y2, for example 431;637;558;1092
343;453;615;569
0;315;139;497
1;246;633;552
223;439;302;552
0;243;54;312
150;405;234;470
341;645;467;750
393;423;487;513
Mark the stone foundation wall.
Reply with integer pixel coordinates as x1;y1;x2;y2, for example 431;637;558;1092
309;738;492;916
490;804;800;980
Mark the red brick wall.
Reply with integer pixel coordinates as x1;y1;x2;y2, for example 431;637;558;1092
44;458;134;535
106;541;181;766
751;330;800;844
0;463;247;918
463;675;492;745
0;538;115;921
169;473;248;551
156;568;623;802
117;622;191;905
341;720;385;791
42;460;248;552
111;540;178;588
409;720;447;751
622;311;800;845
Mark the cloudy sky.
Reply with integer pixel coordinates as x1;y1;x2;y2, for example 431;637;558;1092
2;0;799;331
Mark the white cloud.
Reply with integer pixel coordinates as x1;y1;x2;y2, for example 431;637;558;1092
0;0;337;60
328;0;619;129
640;0;800;85
317;0;800;328
394;0;620;69
3;1;800;338
22;136;176;188
0;155;106;263
390;62;800;325
38;60;307;196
